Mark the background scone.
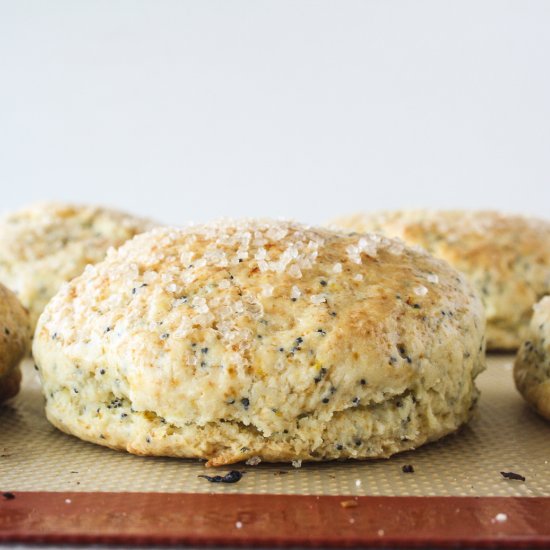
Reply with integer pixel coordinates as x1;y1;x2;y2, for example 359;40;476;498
331;211;550;350
33;220;485;466
514;296;550;421
0;283;30;403
0;202;154;329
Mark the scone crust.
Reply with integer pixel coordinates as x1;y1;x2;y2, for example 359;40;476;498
514;296;550;420
0;202;154;329
34;221;486;465
331;211;550;350
0;283;30;402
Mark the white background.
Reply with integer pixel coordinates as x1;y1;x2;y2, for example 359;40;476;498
1;1;549;226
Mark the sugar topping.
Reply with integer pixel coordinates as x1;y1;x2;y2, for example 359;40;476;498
414;285;428;296
310;294;327;305
261;284;274;298
288;264;303;279
291;285;302;300
40;219;459;375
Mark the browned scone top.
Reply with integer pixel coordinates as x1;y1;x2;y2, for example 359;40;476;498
514;296;550;421
331;210;550;350
33;220;485;466
0;283;30;402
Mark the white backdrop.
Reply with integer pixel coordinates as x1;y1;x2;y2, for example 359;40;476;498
1;1;549;226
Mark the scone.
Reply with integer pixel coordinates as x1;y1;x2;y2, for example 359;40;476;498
0;202;154;329
514;296;550;421
0;283;30;402
331;211;550;350
33;220;485;465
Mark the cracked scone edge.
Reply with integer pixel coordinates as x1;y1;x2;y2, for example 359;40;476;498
514;296;550;421
330;210;550;351
0;283;30;402
0;202;155;330
33;220;486;465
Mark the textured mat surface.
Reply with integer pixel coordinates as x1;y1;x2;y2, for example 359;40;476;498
0;355;548;496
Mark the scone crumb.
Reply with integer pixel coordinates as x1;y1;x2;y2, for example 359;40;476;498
500;471;526;482
198;471;244;483
245;456;262;466
291;459;302;469
340;499;358;508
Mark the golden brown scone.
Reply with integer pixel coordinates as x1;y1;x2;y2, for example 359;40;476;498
514;296;550;421
33;220;485;466
0;283;30;402
330;211;550;351
0;202;155;330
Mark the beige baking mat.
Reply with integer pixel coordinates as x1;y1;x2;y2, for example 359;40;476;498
0;355;548;496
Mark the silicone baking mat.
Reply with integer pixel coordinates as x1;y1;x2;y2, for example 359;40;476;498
1;355;549;548
1;355;548;496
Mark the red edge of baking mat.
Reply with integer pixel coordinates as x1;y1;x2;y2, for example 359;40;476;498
1;493;549;548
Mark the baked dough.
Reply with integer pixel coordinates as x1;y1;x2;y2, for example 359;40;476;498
514;296;550;421
0;203;154;329
33;220;486;465
0;283;30;402
331;211;550;350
